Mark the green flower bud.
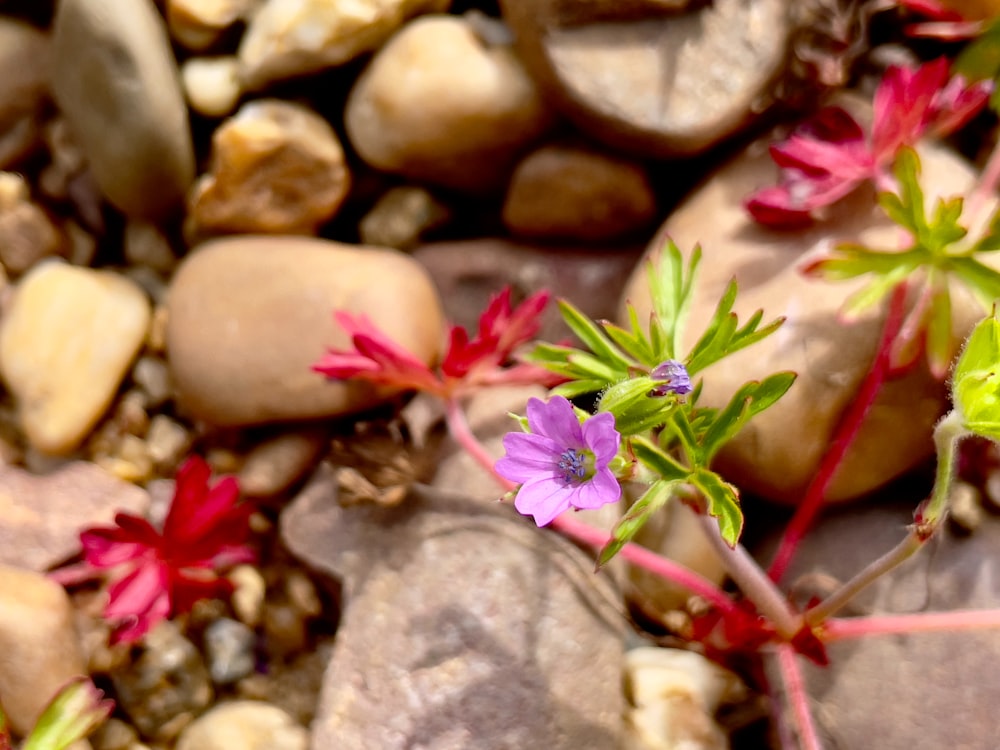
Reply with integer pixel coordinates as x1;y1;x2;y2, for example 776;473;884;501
597;376;681;435
953;309;1000;441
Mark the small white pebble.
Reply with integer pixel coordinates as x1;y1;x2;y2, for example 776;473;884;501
182;56;242;117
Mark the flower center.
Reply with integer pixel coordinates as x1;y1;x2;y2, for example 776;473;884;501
557;448;595;485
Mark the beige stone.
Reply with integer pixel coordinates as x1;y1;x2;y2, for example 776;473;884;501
181;56;243;118
166;236;443;426
0;262;151;454
239;430;326;498
187;100;350;235
621;140;987;503
0;564;88;736
175;701;307;750
168;0;261;50
51;0;195;220
345;15;554;191
0;19;49;170
239;0;451;89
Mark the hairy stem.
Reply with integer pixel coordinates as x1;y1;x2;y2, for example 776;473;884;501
776;644;824;750
806;410;966;624
444;396;739;616
823;608;1000;641
695;513;802;639
768;283;908;583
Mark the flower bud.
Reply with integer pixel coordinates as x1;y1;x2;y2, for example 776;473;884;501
953;310;1000;441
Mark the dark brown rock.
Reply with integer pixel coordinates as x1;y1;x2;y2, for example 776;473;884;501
281;467;626;749
0;19;49;169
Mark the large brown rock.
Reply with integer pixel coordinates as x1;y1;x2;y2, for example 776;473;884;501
0;19;49;169
166;236;444;426
500;0;790;156
51;0;195;220
620;140;987;504
282;469;626;749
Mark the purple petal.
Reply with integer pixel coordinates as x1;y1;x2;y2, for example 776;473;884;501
496;432;562;483
570;469;622;511
581;412;620;465
526;396;583;448
514;476;573;527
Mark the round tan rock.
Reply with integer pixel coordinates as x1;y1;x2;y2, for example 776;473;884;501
620;140;987;504
502;142;656;241
166;236;443;426
187;99;350;235
345;14;554;191
181;56;242;118
0;564;88;736
500;0;790;156
51;0;195;220
0;262;151;455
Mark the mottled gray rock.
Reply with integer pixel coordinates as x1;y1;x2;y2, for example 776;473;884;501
281;468;626;749
111;621;213;741
204;618;257;685
762;502;1000;750
51;0;195;220
166;236;443;426
0;461;149;572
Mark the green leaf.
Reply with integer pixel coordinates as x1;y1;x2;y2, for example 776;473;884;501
557;299;636;372
598;480;677;567
699;373;796;462
648;241;701;360
689;468;743;546
840;265;916;320
949;257;1000;308
550;378;608;399
882;148;925;234
667;408;703;467
631;435;691;481
954;18;1000;83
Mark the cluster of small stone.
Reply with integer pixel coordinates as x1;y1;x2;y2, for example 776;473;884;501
0;0;999;748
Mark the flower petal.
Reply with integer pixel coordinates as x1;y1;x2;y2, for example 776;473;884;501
570;468;622;511
496;433;563;483
514;475;573;527
581;411;620;465
526;396;584;447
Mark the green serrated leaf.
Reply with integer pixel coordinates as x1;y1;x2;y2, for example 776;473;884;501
598;481;677;567
667;408;703;467
950;257;1000;308
631;435;691;480
699;373;796;461
557;299;636;372
689;468;743;546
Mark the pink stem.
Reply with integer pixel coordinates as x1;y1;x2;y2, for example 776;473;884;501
776;643;825;750
444;397;515;491
823;608;1000;642
768;283;908;583
443;396;739;617
551;513;741;617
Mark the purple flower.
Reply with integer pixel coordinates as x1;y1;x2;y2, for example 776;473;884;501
650;359;693;397
496;396;622;526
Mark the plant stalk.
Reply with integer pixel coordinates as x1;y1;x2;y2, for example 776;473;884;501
823;608;1000;641
776;643;824;750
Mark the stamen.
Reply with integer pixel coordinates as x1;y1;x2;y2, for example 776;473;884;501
557;449;587;484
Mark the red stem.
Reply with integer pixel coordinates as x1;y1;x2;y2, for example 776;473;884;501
823;608;1000;642
768;283;909;583
776;643;825;750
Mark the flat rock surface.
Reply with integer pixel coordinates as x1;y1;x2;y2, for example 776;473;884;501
0;461;149;572
281;467;626;749
764;502;1000;750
